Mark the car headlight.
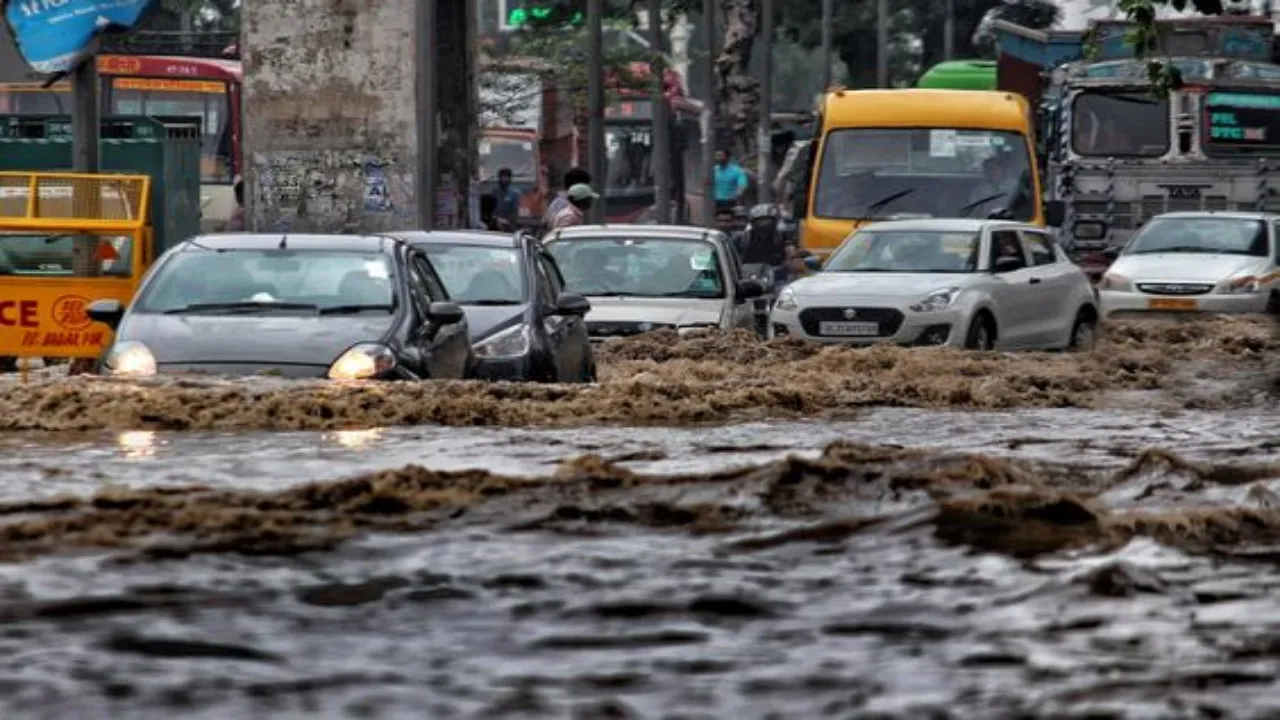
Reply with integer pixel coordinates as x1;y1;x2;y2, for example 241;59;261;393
104;341;156;377
908;287;960;313
774;287;798;311
1098;272;1129;291
328;343;396;380
474;323;530;359
1219;276;1261;294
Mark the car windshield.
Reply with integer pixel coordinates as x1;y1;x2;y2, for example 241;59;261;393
136;249;397;313
826;230;981;273
0;232;132;276
813;127;1035;221
546;237;725;298
1124;217;1269;256
1072;92;1170;157
420;245;526;304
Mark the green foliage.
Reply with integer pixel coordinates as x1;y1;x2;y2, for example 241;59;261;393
1111;0;1228;96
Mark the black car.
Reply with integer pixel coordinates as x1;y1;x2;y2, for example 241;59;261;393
85;233;475;380
391;230;595;382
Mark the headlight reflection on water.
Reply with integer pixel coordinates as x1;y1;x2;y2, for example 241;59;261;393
116;430;157;458
326;428;384;449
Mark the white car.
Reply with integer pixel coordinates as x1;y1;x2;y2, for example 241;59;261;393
771;219;1099;350
542;225;765;340
1098;211;1280;317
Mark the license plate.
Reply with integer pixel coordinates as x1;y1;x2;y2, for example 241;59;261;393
1147;297;1197;310
819;321;879;336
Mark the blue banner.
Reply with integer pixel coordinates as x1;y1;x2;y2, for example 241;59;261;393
3;0;156;75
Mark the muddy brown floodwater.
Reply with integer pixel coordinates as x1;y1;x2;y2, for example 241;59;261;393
0;316;1276;718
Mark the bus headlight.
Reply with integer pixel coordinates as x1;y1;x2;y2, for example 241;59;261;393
104;341;156;377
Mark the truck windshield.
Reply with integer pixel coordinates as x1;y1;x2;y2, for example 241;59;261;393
1203;91;1280;155
1071;92;1169;157
478;135;537;183
812;127;1034;221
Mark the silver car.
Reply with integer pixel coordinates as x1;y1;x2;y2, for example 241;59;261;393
1098;211;1280;318
542;225;765;341
770;219;1099;350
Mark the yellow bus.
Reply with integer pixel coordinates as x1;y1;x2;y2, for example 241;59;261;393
797;89;1062;256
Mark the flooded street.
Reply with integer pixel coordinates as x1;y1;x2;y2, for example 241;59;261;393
0;317;1276;718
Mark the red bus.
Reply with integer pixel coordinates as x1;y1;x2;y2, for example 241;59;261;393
0;54;242;231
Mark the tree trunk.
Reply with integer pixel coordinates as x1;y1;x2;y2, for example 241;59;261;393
715;0;760;164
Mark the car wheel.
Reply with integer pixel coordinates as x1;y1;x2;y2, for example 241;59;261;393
1067;309;1098;352
963;313;995;351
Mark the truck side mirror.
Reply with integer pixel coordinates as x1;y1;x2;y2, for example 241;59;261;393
1045;201;1065;228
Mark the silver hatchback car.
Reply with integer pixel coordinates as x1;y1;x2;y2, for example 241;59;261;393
771;218;1099;350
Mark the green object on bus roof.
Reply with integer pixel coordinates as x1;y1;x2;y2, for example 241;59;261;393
917;60;997;90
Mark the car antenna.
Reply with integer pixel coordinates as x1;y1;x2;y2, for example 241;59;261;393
278;235;287;249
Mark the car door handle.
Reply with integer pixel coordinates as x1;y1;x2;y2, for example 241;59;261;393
1029;277;1041;284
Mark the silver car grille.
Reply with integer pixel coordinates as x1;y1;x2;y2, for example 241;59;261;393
1136;282;1213;296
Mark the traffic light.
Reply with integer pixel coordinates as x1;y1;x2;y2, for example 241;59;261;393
503;0;583;29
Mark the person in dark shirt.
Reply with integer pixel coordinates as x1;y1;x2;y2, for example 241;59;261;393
491;167;522;230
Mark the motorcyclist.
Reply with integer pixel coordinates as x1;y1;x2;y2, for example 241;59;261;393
739;203;787;290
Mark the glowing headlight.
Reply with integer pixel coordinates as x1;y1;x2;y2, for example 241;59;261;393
1220;276;1261;294
1098;273;1129;291
474;324;530;359
774;287;798;311
104;341;156;377
328;343;396;380
909;287;960;313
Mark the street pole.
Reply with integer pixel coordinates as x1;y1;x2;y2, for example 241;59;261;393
758;0;772;205
944;0;954;60
877;0;888;88
700;0;716;227
71;55;100;279
820;0;832;90
416;0;438;229
648;0;670;224
587;0;605;223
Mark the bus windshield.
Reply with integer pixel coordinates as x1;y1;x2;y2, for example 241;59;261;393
1071;92;1170;157
478;135;537;183
812;127;1034;221
107;78;233;184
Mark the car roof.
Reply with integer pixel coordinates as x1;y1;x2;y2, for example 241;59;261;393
388;230;523;248
546;224;723;242
1149;211;1278;221
856;218;1027;232
180;233;401;252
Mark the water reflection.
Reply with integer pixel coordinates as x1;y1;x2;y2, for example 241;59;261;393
327;428;384;450
116;430;157;458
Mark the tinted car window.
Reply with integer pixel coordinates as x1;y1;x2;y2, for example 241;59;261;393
420;245;525;303
136;249;394;311
1022;232;1056;265
989;230;1027;270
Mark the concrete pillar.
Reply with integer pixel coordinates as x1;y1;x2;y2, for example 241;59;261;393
243;0;473;233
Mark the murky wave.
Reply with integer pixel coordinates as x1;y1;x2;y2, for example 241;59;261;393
0;316;1274;433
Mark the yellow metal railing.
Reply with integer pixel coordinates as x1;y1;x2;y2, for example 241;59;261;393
0;172;150;230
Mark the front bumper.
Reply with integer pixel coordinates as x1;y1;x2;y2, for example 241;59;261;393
473;354;539;381
1099;290;1268;318
770;305;961;347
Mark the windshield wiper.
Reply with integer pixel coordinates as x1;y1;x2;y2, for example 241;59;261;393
318;304;395;315
861;189;915;217
464;299;522;306
163;301;318;315
957;193;1005;218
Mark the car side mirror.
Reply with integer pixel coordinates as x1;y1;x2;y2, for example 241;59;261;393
1045;200;1065;228
553;293;591;315
736;278;764;300
803;256;822;271
87;298;125;330
992;256;1023;273
427;301;464;325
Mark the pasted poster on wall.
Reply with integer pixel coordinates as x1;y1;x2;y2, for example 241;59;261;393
3;0;157;75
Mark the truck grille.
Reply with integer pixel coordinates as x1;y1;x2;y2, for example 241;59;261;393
1136;283;1213;296
798;307;904;337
